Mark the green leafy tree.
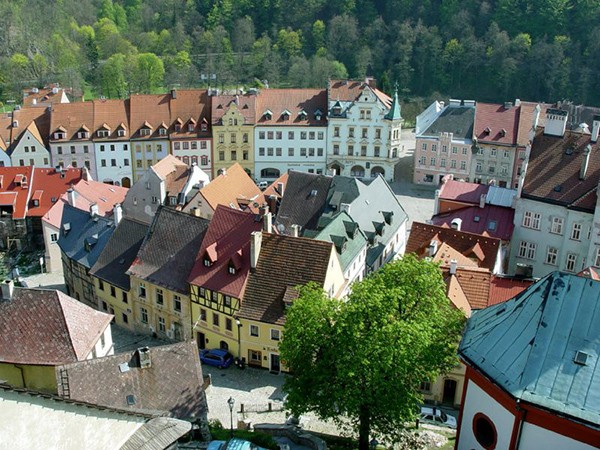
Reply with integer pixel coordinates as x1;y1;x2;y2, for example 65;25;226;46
100;53;128;98
132;52;164;94
280;255;465;449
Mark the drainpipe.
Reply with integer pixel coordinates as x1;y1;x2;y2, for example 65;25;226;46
509;399;527;450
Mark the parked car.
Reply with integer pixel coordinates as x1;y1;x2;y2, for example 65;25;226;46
419;406;457;429
200;349;234;368
256;181;269;190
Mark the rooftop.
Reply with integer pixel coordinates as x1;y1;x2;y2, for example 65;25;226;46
421;103;475;140
487;275;534;306
255;89;327;127
0;288;112;365
50;101;94;141
431;204;515;241
473;102;520;145
0;166;34;219
211;94;257;125
27;167;83;218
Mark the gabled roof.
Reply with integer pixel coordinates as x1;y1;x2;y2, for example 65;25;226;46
129;94;171;138
211;94;257;125
194;163;261;212
262;172;289;203
516;101;550;147
313;211;367;272
22;84;69;107
0;288;113;365
407;222;501;271
128;207;209;293
89;218;148;290
149;154;187;180
169;89;211;138
9;106;51;150
421;102;475;140
92;98;130;141
57;204;115;270
460;272;600;426
255;89;327;126
522;128;600;212
27;168;82;217
238;233;335;325
431;204;515;241
442;267;491;313
474;102;520;145
0;166;34;219
275;171;333;235
487;275;533;306
328;79;392;107
188;206;263;299
49;102;94;140
56;341;207;419
439;179;489;204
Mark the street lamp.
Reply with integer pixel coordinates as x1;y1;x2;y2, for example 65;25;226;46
227;396;235;439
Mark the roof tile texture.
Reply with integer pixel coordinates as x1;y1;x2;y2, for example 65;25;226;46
255;89;327;127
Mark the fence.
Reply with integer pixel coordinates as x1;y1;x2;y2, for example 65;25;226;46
238;401;285;414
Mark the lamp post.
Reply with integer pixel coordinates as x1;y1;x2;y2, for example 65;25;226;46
227;396;235;439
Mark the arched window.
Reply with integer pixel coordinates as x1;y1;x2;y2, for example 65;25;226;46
370;166;385;178
261;168;280;178
219;340;229;350
350;165;365;178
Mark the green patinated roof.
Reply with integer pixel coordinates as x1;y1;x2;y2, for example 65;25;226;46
384;90;403;121
314;211;367;272
460;272;600;427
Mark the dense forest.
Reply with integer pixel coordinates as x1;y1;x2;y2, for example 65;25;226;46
1;0;599;106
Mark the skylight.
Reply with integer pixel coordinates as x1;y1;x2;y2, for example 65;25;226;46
574;351;589;366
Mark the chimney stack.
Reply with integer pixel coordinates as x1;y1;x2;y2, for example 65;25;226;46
67;188;76;207
428;240;438;257
1;280;14;300
592;115;600;143
89;202;99;217
449;259;457;275
113;203;122;226
82;167;91;182
250;231;262;269
291;224;300;238
480;193;486;209
451;218;462;231
544;108;568;137
263;212;272;233
580;145;592;180
277;182;284;196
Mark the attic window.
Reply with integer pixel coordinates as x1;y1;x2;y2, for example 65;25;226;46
200;121;208;132
565;147;573;156
174;123;181;132
315;109;323;121
554;185;562;192
574;351;589;366
263;110;272;120
488;220;497;231
78;131;89;139
97;130;109;138
484;127;491;135
188;123;195;132
54;132;65;140
473;216;481;223
62;223;71;235
500;128;507;137
228;265;236;275
158;127;167;136
12;120;18;128
140;128;151;137
298;110;307;120
310;190;318;197
117;128;126;137
32;199;39;207
281;110;291;120
126;395;136;405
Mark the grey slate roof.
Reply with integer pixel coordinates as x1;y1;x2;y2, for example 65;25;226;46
275;171;333;235
421;104;475;140
128;207;210;294
57;204;114;270
460;272;600;427
56;341;207;420
90;218;149;291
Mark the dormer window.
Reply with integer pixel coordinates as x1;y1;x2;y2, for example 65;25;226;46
188;123;194;132
97;129;109;138
158;127;167;136
281;110;291;121
12;120;18;128
78;131;89;139
174;123;182;132
203;257;212;267
484;127;491;135
298;109;307;120
228;265;236;275
140;128;151;136
315;109;323;121
54;132;65;140
332;102;342;116
263;110;273;121
117;129;126;137
200;119;208;132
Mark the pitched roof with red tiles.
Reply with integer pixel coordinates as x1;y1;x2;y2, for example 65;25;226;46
22;85;69;107
92;98;130;141
0;113;11;150
522;128;600;212
129;94;171;139
431;204;515;241
474;102;520;146
406;222;501;271
0;166;34;219
328;79;392;108
444;267;491;310
197;163;262;211
0;288;113;365
49;102;95;141
27;168;82;217
238;233;334;325
487;276;533;306
10;107;51;149
169;89;211;138
188;206;264;299
516;101;551;147
439;179;489;204
255;89;327;127
42;179;127;227
211;94;257;125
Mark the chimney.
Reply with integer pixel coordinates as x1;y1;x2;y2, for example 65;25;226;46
113;203;122;226
171;89;177;99
277;182;284;196
449;259;457;275
433;189;440;215
268;194;278;215
480;193;486;209
450;218;462;231
67;188;76;207
1;279;14;300
192;207;201;217
580;145;592;180
263;212;272;233
592;115;600;143
82;166;91;181
428;240;438;257
544;108;568;137
291;224;300;237
32;98;37;106
137;347;151;368
89;202;99;217
340;203;351;214
250;231;262;269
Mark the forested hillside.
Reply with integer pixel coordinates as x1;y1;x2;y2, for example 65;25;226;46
1;0;599;105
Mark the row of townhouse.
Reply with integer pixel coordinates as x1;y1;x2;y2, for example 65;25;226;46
59;162;408;372
0;79;404;186
413;99;548;188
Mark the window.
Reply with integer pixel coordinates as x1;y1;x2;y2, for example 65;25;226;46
431;144;437;152
225;318;232;331
122;291;128;303
212;313;219;327
375;128;381;139
488;165;495;173
259;147;265;157
243;151;248;160
419;156;426;165
452;146;458;154
545;247;558;265
50;233;58;242
361;145;367;156
422;143;427;150
141;307;148;324
230;133;236;143
348;145;354;156
219;151;225;161
136;160;142;168
124;159;129;166
362;128;368;138
419;380;432;392
288;131;294;139
442;145;447;153
550;217;564;234
462;147;468;155
270;329;280;341
318;131;324;139
504;149;510;158
111;159;116;166
250;324;259;337
349;128;355;138
200;308;207;321
334;127;340;137
231;150;237;160
566;253;577;272
99;280;105;291
300;148;307;157
174;295;181;312
491;148;497;157
571;223;582;240
374;146;380;157
301;132;307;140
288;148;294;156
430;157;436;166
440;158;446;167
110;285;116;297
218;134;224;144
460;161;466;170
518;241;536;260
57;146;63;154
158;316;166;332
522;211;541;230
122;313;129;324
249;350;261;363
473;413;497;450
276;147;282;156
156;289;164;305
267;147;274;156
450;160;457;169
139;283;146;298
595;247;600;266
333;144;340;155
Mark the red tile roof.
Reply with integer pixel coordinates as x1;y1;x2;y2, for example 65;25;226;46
188;206;264;299
328;79;392;107
522;128;600;212
169;89;211;138
92;98;130;141
49;102;95;141
406;222;501;271
129;94;171;138
27;168;82;217
0;166;34;219
211;94;257;125
431;205;515;241
22;85;69;107
474;102;520;146
255;89;327;126
443;267;492;311
11;107;51;149
197;163;262;212
438;179;488;204
516;101;551;147
0;288;113;365
488;276;533;306
578;266;600;280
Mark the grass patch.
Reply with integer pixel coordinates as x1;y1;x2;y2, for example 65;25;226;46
208;421;278;450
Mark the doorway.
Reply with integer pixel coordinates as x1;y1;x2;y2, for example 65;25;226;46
196;332;206;350
443;379;457;405
270;354;281;373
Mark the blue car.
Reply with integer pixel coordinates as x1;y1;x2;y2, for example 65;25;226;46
200;349;234;368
